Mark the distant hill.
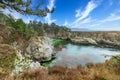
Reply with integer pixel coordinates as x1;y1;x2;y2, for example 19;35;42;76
70;28;91;32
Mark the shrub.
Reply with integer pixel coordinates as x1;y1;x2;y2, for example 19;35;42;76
109;55;120;74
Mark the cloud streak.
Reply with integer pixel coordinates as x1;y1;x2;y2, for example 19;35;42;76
45;0;56;24
70;0;101;28
100;13;120;23
91;11;120;27
79;17;92;24
63;20;68;26
0;8;21;19
0;8;35;23
74;0;99;24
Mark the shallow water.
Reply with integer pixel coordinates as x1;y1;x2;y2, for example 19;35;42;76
53;43;120;67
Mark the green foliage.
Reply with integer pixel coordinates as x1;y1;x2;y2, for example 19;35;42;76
6;14;15;26
0;12;71;40
0;53;16;73
109;55;120;74
28;20;44;36
8;19;34;39
28;21;71;37
52;39;67;46
41;61;53;67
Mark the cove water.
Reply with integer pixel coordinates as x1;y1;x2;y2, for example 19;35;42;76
53;43;120;67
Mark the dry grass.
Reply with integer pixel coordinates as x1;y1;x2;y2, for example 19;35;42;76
0;62;119;80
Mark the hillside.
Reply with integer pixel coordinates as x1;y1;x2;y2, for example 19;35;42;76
0;23;120;80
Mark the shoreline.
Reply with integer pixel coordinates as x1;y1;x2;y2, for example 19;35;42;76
57;37;120;49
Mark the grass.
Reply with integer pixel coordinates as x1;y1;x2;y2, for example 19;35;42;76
0;44;16;73
0;61;119;80
0;55;120;80
0;52;16;73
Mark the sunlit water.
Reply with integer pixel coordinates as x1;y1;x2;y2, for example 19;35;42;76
53;43;120;67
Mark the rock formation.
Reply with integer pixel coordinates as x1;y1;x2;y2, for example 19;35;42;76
25;36;56;62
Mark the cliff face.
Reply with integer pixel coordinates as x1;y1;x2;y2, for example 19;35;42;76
71;32;120;48
58;31;120;48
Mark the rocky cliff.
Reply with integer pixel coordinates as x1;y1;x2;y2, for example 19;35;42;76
59;31;120;48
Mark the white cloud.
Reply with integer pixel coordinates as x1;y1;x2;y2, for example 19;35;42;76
63;20;68;26
0;8;34;23
80;17;92;24
74;0;99;24
91;11;120;27
45;13;56;24
45;0;56;24
100;13;120;23
0;8;21;19
75;9;82;18
70;0;101;28
71;17;93;28
47;0;55;11
70;0;120;30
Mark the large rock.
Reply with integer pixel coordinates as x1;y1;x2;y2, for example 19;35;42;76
71;37;97;45
70;37;120;48
25;36;56;62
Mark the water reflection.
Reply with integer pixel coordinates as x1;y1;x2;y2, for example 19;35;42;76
54;44;120;67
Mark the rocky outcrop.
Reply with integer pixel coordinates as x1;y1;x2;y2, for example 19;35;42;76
12;49;42;75
59;36;120;48
96;38;120;48
0;24;57;74
25;36;56;62
57;31;120;48
71;37;120;48
11;36;56;75
71;38;97;45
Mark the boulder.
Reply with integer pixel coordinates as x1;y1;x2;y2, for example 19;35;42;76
25;36;56;62
83;38;97;45
71;37;97;45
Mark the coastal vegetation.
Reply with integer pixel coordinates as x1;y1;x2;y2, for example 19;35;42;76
0;12;120;80
0;0;120;80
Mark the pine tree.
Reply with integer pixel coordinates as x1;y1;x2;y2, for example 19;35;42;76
0;0;54;17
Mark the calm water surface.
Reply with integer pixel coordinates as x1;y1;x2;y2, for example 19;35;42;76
53;43;120;67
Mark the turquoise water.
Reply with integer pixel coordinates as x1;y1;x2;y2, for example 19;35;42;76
53;43;120;67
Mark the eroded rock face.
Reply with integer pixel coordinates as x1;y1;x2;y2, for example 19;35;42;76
25;36;56;62
71;38;97;45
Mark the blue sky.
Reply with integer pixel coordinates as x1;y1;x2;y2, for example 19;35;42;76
1;0;120;31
